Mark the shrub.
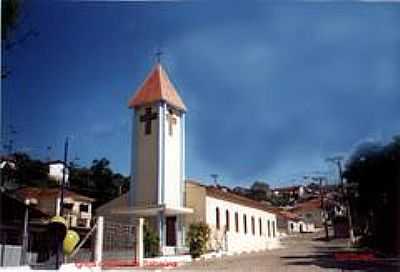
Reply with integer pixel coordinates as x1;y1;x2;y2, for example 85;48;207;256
186;222;210;259
143;223;159;257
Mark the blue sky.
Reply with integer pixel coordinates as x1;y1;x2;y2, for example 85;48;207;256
2;1;400;188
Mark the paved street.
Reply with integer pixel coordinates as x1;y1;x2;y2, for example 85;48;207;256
173;232;400;272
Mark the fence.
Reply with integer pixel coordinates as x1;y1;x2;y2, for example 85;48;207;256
0;216;144;268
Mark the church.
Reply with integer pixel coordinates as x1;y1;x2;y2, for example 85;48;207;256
97;62;278;255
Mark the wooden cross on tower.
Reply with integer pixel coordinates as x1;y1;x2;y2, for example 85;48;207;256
140;107;158;135
166;110;177;136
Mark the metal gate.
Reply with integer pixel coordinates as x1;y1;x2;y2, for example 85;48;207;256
102;220;138;267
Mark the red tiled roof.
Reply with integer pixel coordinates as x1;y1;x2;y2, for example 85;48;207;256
205;186;278;215
16;187;95;202
290;199;321;212
128;64;187;111
278;211;300;221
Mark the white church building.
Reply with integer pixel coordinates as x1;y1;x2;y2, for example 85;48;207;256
97;62;278;255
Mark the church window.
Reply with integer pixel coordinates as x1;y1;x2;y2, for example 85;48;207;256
235;212;239;233
216;207;220;230
267;220;271;238
243;214;247;234
251;216;255;235
225;210;230;231
259;218;262;235
272;220;276;238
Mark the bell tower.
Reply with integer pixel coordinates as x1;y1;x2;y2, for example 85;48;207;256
128;63;189;253
128;63;186;208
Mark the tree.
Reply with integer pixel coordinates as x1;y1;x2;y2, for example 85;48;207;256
143;222;159;257
343;136;400;254
11;152;56;187
5;153;129;207
1;0;39;79
68;158;130;207
250;181;272;201
1;0;21;42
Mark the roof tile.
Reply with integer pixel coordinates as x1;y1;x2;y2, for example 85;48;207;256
128;64;186;111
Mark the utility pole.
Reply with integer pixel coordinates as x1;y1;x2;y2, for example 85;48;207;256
313;176;329;241
211;174;219;186
56;137;69;268
326;156;355;244
59;137;69;217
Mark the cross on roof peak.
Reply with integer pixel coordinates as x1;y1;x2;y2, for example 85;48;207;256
155;49;163;64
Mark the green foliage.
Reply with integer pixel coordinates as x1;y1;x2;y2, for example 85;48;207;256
250;181;272;201
143;223;159;257
269;193;291;207
7;152;56;187
343;135;400;254
186;222;211;258
1;0;21;41
5;153;130;207
69;158;130;207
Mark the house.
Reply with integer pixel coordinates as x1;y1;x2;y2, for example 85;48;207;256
47;160;69;186
0;155;17;190
97;62;279;256
0;155;16;171
16;187;94;229
272;185;305;201
289;198;321;231
0;190;47;244
0;189;51;266
278;211;316;234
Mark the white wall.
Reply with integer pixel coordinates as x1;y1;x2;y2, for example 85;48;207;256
132;104;184;208
162;106;183;208
205;196;277;254
288;220;316;233
288;220;301;233
49;163;69;184
132;105;159;206
56;197;92;228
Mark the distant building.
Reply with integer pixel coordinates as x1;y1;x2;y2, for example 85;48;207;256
278;211;316;234
289;198;322;229
0;156;16;170
272;185;305;200
47;161;69;186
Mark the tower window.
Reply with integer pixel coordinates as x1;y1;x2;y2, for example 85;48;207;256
267;220;271;238
259;218;262;235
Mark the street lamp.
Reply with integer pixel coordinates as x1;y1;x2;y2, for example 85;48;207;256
20;198;38;265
